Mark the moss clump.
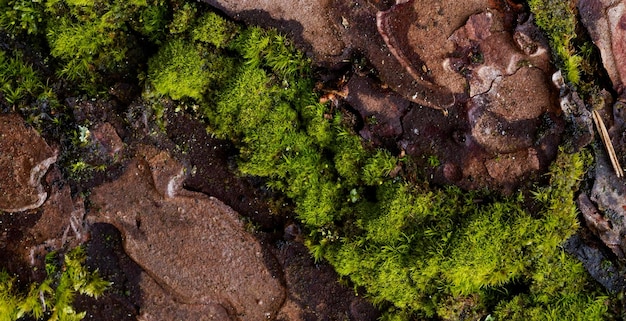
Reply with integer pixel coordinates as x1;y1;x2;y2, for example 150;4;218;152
0;0;46;36
0;246;110;321
529;0;580;84
191;12;240;48
148;38;235;101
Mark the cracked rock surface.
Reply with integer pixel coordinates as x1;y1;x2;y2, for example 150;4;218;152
0;113;57;212
399;5;562;192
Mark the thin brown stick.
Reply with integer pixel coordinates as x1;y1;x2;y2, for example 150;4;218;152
592;109;624;177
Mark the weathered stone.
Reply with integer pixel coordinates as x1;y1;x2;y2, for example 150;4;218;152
88;146;285;320
0;113;57;212
344;75;409;144
375;0;473;108
578;0;626;95
589;147;626;258
468;67;555;154
398;7;561;193
564;234;626;293
137;271;232;321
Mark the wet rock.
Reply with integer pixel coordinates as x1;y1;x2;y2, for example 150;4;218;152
88;146;285;320
0;113;57;212
375;0;470;108
449;11;551;98
468;67;555;154
578;0;626;95
399;8;561;193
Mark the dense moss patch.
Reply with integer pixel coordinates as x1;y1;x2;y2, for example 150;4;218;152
0;0;615;320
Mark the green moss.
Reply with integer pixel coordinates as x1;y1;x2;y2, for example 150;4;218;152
361;149;397;186
135;3;169;43
148;39;224;100
168;2;196;34
0;247;110;321
0;49;64;131
192;12;240;48
528;0;582;85
3;0;607;319
44;0;150;87
0;0;46;36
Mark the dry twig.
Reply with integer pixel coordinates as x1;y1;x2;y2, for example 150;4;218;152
592;109;623;177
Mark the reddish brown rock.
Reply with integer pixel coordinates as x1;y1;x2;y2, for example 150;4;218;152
578;0;626;95
137;271;232;321
344;75;410;144
468;67;556;154
0;113;57;212
88;146;285;320
90;122;124;157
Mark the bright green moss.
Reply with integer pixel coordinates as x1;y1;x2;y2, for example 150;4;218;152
168;2;196;34
361;149;397;186
192;12;240;48
132;3;611;320
0;247;110;321
528;0;581;84
45;0;149;83
148;39;235;100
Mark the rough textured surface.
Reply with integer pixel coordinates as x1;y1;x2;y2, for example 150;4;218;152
204;0;564;191
203;0;344;61
589;148;626;258
578;0;626;96
0;113;57;212
399;7;562;192
564;233;626;293
88;146;286;320
344;75;410;147
137;271;233;321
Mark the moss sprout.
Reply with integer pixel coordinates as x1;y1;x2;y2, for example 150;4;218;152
0;247;110;321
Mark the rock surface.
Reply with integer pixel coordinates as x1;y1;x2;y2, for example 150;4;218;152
399;7;562;192
0;113;57;212
88;146;285;320
578;0;626;96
